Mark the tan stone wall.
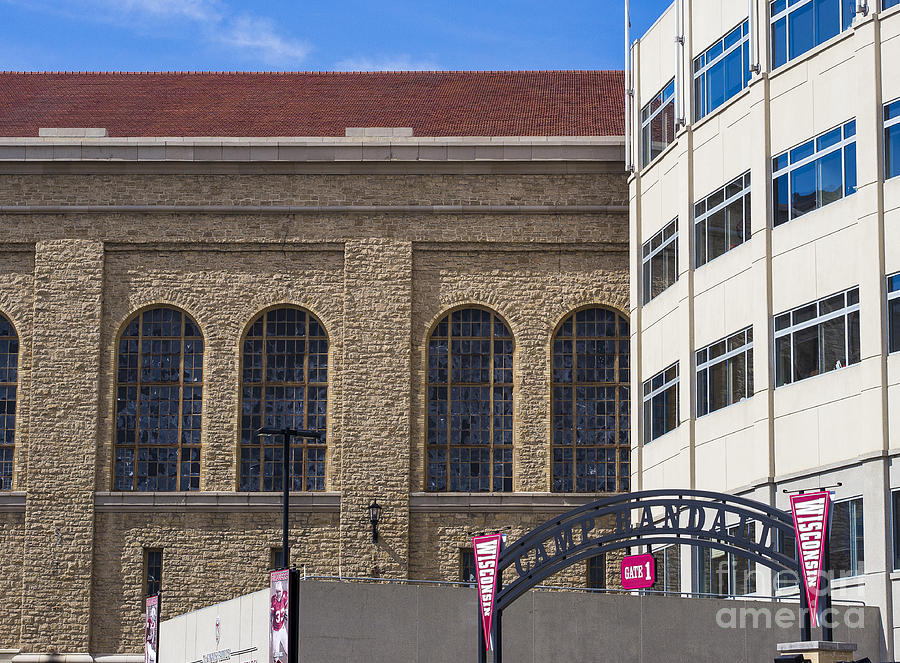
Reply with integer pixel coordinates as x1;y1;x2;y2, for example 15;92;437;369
0;169;629;654
90;510;340;653
0;513;25;648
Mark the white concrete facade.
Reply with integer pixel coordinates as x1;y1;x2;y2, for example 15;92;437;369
629;0;900;656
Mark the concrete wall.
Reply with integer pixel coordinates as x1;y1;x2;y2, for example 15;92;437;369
163;580;884;663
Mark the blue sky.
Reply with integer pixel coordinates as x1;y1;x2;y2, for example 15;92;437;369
0;0;672;72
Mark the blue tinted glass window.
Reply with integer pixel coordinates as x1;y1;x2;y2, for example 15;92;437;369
887;125;900;180
791;161;817;218
724;48;744;100
789;2;815;59
844;143;857;195
889;275;900;293
886;0;900;8
842;0;855;28
791;140;815;163
773;121;856;226
817;127;842;151
887;101;900;121
772;18;788;68
818;149;843;206
773;0;787;13
707;60;726;112
815;0;840;43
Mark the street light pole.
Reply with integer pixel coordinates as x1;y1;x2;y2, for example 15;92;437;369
256;426;322;570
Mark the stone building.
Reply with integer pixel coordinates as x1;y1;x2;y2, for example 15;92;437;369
0;70;627;658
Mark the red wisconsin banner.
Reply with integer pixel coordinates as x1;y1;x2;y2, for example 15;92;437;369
790;491;831;628
473;533;502;651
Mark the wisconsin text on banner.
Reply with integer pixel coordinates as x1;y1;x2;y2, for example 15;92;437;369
472;533;502;651
789;491;831;628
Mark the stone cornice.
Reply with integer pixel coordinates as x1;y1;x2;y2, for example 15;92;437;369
0;492;25;513
408;492;615;513
94;491;340;513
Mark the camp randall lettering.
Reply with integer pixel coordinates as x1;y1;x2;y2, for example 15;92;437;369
514;504;774;577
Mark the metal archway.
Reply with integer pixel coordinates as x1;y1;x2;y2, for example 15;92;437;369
478;489;815;663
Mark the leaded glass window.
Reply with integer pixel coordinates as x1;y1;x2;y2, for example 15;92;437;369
239;307;328;491
114;307;203;491
426;308;513;492
552;308;630;493
0;314;17;490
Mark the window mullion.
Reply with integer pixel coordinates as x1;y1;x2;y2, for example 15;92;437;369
134;314;143;491
489;315;495;491
177;321;186;490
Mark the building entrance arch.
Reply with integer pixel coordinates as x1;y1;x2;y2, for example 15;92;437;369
478;489;818;662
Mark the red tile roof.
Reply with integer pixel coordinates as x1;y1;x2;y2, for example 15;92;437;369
0;70;624;138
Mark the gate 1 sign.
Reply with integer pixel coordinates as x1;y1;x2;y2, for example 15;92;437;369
620;554;655;590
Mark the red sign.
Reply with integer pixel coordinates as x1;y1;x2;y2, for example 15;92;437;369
790;491;831;628
269;569;290;663
144;594;160;663
472;533;502;651
620;554;655;590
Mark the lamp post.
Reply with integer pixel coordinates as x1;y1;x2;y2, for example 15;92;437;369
256;426;323;570
367;499;383;545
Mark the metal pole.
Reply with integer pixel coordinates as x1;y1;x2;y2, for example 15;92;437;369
800;579;812;642
822;530;833;641
282;429;290;569
477;600;486;663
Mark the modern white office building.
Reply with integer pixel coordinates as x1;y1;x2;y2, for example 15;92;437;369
628;0;900;655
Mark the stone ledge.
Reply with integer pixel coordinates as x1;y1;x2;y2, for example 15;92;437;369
0;492;26;512
409;492;612;513
94;491;340;513
776;641;857;652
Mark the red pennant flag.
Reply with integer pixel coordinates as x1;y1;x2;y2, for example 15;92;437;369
473;533;502;651
790;491;831;628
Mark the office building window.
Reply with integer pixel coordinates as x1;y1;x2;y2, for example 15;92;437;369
652;545;681;595
114;307;203;491
774;530;799;590
696;327;754;417
893;491;900;570
694;172;751;267
886;98;900;180
774;287;860;387
427;308;514;492
773;120;857;227
889;273;900;354
641;79;676;167
885;0;900;9
699;523;756;597
770;0;855;68
145;548;162;597
642;363;679;444
460;549;476;586
551;308;630;493
693;21;750;121
587;554;607;589
0;314;17;490
239;307;328;492
832;498;864;578
641;220;678;304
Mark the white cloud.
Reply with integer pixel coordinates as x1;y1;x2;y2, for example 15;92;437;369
216;15;310;65
2;0;310;67
334;55;439;72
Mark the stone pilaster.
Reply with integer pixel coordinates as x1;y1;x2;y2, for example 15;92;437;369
20;239;103;651
340;238;412;578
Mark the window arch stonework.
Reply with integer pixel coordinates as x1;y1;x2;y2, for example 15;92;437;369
239;306;328;492
426;307;514;492
0;313;17;490
114;306;204;491
551;307;630;493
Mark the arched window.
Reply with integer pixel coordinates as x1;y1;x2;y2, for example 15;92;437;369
552;307;630;493
114;307;203;491
0;314;18;490
426;308;513;492
239;307;328;491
